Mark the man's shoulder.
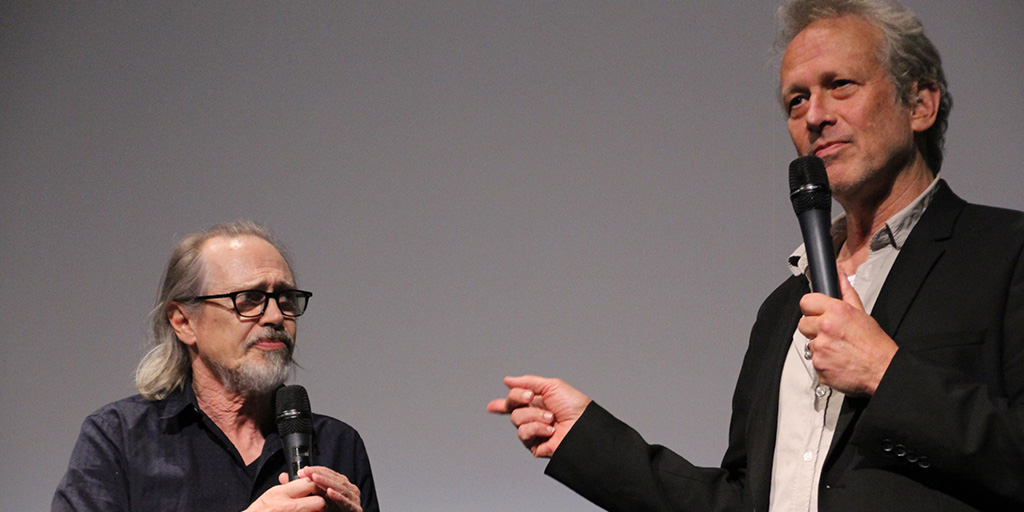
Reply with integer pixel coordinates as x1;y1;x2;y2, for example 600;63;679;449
88;394;153;419
901;181;1024;259
935;180;1024;232
947;195;1024;250
961;201;1024;229
310;412;373;464
311;412;362;438
83;391;189;432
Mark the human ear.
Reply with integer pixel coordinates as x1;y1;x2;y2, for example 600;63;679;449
909;81;940;133
167;302;198;347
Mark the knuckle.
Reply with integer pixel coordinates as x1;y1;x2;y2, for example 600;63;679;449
517;424;531;441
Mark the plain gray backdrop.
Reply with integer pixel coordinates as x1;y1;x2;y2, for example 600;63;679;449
2;1;1021;510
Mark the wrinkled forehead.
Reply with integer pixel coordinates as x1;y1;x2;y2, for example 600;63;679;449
784;16;885;63
199;235;294;291
779;16;886;89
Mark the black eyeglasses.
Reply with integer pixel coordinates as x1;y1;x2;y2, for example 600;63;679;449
189;289;313;318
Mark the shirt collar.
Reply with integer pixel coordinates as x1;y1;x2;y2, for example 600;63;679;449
156;376;202;423
156;378;294;445
788;177;940;276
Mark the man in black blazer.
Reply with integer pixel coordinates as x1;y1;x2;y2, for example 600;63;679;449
488;1;1024;511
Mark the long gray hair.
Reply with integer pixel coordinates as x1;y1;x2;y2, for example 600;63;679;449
134;221;293;400
777;0;952;173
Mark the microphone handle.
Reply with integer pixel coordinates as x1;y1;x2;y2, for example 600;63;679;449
282;431;313;481
797;208;841;299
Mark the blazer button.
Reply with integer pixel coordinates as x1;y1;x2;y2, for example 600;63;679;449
881;439;894;453
894;444;907;457
917;456;931;469
906;451;919;463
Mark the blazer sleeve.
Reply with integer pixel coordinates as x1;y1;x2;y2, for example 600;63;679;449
544;401;747;512
542;276;805;512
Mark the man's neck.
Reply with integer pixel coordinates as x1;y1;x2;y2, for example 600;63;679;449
835;158;934;274
191;365;272;465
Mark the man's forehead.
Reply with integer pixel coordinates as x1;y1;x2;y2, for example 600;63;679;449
200;235;294;286
780;16;885;85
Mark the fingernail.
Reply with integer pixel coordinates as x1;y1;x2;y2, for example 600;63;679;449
543;412;553;421
523;390;533;401
547;426;555;433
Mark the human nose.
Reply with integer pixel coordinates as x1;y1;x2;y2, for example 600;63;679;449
804;93;836;133
259;296;286;326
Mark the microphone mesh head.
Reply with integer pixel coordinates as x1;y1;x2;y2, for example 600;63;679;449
788;155;831;215
275;385;313;436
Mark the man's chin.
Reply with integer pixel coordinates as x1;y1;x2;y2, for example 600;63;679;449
211;357;294;397
822;164;867;198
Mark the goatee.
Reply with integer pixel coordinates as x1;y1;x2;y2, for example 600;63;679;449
208;328;295;397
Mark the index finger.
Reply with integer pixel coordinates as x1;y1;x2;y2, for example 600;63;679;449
486;387;536;414
486;375;552;414
277;475;319;498
502;375;556;392
298;466;349;487
799;291;834;317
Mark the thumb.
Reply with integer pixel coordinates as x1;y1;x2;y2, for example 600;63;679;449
503;375;552;395
838;270;865;311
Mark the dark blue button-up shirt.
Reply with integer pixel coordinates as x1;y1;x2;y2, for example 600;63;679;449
52;383;378;511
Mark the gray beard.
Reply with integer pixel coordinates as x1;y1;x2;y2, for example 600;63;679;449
207;329;295;397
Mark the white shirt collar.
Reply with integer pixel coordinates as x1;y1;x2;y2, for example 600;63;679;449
787;177;941;277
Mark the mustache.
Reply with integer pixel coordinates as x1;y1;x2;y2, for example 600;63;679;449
244;327;294;351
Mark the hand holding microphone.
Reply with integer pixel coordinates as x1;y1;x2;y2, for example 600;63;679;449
788;156;897;396
272;385;363;511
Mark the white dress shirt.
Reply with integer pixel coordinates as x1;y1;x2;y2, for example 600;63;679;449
768;178;939;512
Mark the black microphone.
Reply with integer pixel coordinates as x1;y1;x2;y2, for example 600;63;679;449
275;384;313;481
789;155;841;299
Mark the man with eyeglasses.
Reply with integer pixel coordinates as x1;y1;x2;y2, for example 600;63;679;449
52;221;378;512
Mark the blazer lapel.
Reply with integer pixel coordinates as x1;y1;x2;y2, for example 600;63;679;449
748;276;808;510
870;181;963;335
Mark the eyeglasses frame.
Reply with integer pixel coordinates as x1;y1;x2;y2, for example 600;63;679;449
187;289;313;318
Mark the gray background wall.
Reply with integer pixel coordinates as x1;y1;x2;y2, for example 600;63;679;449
2;1;1021;510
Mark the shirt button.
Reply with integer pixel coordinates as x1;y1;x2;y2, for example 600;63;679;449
815;385;827;397
803;451;814;462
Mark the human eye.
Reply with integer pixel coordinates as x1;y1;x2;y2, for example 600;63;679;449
277;290;309;316
277;291;298;308
234;291;266;312
831;79;858;96
786;94;807;116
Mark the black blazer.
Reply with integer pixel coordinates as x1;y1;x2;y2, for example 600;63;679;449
546;181;1024;511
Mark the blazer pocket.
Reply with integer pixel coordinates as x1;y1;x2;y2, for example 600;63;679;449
896;329;990;375
898;329;985;351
